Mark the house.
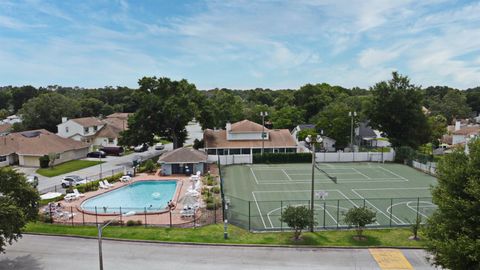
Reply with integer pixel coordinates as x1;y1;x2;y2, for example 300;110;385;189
157;147;208;175
355;121;391;148
0;129;89;167
56;113;130;148
204;119;297;156
0;123;12;136
452;125;480;145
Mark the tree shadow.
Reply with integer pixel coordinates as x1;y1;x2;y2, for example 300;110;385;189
345;233;382;246
0;254;43;270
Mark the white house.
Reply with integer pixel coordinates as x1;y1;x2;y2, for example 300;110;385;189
57;113;130;148
204;119;297;156
0;115;22;125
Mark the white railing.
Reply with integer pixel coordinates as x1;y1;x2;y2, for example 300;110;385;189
208;154;252;165
412;160;437;175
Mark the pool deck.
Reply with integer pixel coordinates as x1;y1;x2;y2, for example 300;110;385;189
48;171;212;226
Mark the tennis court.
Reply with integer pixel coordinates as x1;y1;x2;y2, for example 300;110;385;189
222;162;437;231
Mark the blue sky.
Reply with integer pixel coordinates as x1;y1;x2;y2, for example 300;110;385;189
0;0;479;90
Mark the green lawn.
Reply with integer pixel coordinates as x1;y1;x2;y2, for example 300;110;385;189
36;160;104;177
25;223;426;247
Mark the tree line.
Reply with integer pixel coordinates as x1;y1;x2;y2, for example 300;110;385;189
1;73;479;149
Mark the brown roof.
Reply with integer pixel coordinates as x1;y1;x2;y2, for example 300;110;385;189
452;126;480;136
102;117;128;131
204;129;297;148
72;117;104;127
230;120;268;133
0;129;89;156
0;123;12;133
441;135;452;145
96;124;122;138
158;147;207;163
106;113;131;120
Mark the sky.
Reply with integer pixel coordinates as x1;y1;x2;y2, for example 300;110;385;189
0;0;479;90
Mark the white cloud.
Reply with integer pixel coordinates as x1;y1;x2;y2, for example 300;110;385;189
358;48;402;68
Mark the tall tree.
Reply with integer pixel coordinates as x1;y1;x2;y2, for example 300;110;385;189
312;101;352;148
11;86;39;112
19;92;81;132
0;90;11;111
427;89;471;122
270;106;305;129
120;77;198;148
294;83;348;121
79;97;104;117
367;72;430;148
428;115;447;147
0;168;39;253
425;139;480;269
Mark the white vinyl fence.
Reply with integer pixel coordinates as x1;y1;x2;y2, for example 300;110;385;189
412;160;437;175
208;150;394;165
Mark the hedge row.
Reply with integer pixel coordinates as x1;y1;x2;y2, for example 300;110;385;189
253;153;312;164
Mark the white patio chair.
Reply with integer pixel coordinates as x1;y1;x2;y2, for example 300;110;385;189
73;189;85;197
99;181;109;189
103;180;114;188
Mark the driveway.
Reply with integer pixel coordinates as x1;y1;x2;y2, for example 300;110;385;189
15;143;173;193
0;235;437;270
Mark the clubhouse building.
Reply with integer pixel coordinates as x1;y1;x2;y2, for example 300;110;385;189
203;120;297;159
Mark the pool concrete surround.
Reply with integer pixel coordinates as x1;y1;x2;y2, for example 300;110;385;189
55;171;206;226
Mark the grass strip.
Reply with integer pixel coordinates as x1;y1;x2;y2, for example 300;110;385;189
37;160;104;177
25;223;426;248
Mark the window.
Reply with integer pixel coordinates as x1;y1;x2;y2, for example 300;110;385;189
207;149;217;155
108;138;114;143
93;126;98;131
65;127;69;133
252;148;261;154
229;148;241;155
286;148;296;153
84;127;89;133
0;156;6;162
217;149;226;155
241;148;251;154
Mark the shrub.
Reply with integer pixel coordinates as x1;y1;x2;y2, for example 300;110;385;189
126;220;136;226
38;213;53;223
39;155;50;168
206;202;217;210
253;153;311;164
211;186;220;194
395;146;416;163
136;220;142;225
344;207;377;238
206;177;216;186
144;159;155;173
205;195;214;204
280;205;315;240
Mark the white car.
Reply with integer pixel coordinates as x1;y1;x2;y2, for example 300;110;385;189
133;143;149;152
154;143;165;150
61;175;87;188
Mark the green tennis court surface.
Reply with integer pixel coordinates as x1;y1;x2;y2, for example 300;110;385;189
222;163;437;231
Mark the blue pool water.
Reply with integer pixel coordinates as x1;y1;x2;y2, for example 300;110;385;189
81;180;177;213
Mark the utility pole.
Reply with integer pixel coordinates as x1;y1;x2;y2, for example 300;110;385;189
260;112;268;155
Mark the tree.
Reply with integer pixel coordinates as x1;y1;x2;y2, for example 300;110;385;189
79;97;104;117
19;92;81;132
0;167;40;252
294;83;348;122
11;85;39;112
424;139;480;269
344;206;376;239
428;115;447;148
0;90;11;111
279;205;315;240
312;101;352;148
143;159;155;173
367;72;430;148
427;88;471;122
0;108;9;120
48;152;59;168
120;77;198;149
270;106;305;129
296;128;318;142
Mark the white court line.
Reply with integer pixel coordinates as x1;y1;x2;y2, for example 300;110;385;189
385;200;435;223
281;169;293;181
378;166;409;181
252;192;267;229
353;187;430;191
255;178;406;184
250;167;260;185
266;203;344;228
287;172;361;175
353;168;371;179
351;189;404;225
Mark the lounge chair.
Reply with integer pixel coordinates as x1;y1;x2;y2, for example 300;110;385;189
120;175;131;182
103;180;114;188
64;193;78;202
73;189;85;197
99;181;109;189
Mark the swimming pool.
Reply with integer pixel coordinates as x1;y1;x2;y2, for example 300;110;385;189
80;180;178;214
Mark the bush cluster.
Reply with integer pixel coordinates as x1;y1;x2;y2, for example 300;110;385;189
253;153;312;164
73;173;123;193
126;220;142;226
39;155;50;168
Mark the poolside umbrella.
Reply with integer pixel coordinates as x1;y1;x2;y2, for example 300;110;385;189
179;194;197;208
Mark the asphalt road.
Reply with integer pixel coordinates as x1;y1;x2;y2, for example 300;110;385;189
0;235;437;270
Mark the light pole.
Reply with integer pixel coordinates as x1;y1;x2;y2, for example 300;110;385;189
260;111;268;155
98;211;135;270
349;111;357;151
305;134;323;232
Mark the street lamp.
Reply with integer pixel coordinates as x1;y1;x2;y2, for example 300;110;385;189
98;211;135;270
349;111;357;151
305;134;323;232
260;112;268;155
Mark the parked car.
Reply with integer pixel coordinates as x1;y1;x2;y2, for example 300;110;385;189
154;143;165;150
61;175;87;188
26;175;39;188
87;150;106;158
100;146;124;156
134;143;149;152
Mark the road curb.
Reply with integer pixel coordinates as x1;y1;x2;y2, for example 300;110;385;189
24;232;426;250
